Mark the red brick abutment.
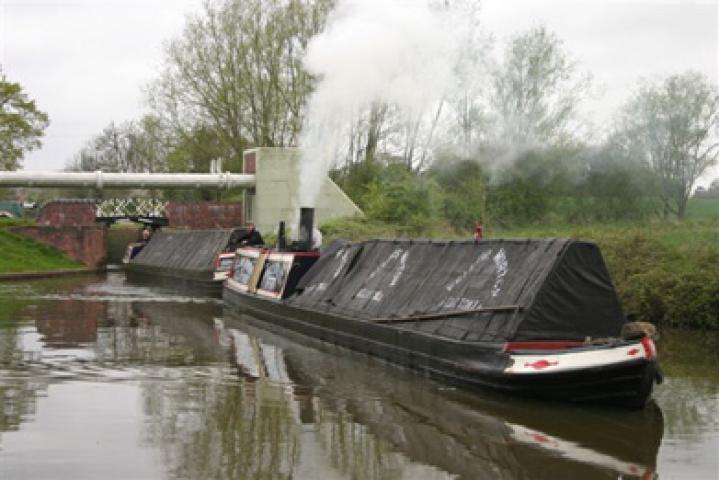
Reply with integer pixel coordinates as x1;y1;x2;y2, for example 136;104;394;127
10;225;108;268
8;200;245;269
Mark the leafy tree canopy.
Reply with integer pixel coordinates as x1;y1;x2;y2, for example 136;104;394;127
0;68;49;170
614;71;719;219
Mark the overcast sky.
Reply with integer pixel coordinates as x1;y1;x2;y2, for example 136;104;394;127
1;0;717;181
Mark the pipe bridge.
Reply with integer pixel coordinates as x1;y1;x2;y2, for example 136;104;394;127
0;171;255;190
95;198;169;226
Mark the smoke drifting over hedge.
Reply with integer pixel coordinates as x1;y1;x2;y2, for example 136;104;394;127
297;0;473;209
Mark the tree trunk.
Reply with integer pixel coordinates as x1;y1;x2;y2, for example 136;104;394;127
364;104;385;164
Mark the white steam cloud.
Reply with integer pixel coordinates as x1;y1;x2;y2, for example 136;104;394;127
297;0;475;209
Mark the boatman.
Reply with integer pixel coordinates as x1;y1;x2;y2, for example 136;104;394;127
240;223;264;246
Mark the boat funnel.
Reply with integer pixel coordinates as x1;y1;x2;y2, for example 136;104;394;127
298;207;314;251
277;221;287;250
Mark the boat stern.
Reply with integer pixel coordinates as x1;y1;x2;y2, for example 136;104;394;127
500;338;660;408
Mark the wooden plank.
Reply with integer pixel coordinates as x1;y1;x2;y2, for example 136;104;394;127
248;252;268;294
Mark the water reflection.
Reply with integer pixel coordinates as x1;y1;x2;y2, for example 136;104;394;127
0;274;716;479
210;313;664;480
0;297;46;441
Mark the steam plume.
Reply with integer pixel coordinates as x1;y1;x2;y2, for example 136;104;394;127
297;0;475;209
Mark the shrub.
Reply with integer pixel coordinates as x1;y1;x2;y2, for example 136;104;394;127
360;165;443;230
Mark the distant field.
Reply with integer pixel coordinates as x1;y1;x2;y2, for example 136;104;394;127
687;197;719;219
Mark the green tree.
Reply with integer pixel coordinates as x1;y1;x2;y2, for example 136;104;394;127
430;156;487;230
615;71;719;219
489;26;591;148
571;141;658;222
486;147;579;227
126;115;170;173
67;116;168;174
164;126;227;200
147;0;333;169
361;163;443;229
0;69;49;170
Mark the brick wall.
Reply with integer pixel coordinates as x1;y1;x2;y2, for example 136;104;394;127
37;201;96;226
36;199;244;230
166;201;243;229
244;151;256;174
11;226;107;268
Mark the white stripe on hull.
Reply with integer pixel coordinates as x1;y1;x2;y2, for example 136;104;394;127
505;340;653;375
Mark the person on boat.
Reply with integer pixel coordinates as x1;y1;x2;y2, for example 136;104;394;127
240;224;264;246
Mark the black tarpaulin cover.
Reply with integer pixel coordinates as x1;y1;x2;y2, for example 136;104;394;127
287;239;625;343
131;229;237;276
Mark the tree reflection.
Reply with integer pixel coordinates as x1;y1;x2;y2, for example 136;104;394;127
139;319;456;480
140;365;301;478
0;298;45;441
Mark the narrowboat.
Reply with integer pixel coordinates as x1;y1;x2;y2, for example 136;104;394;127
126;227;258;295
213;252;237;282
223;209;662;408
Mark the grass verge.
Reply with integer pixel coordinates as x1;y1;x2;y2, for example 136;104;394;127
0;220;84;273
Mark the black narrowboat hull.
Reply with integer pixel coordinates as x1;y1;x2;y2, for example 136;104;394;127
125;265;223;297
223;285;659;408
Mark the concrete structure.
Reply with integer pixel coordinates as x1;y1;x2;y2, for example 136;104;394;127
243;148;362;234
0;171;254;190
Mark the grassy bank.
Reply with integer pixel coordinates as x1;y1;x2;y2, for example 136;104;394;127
321;217;719;330
0;220;84;273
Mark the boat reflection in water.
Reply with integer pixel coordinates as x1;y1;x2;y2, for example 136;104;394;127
215;312;664;480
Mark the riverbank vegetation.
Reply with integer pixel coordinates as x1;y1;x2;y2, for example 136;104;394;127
0;67;49;170
0;220;82;273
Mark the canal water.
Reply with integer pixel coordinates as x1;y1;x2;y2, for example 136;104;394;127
0;273;716;479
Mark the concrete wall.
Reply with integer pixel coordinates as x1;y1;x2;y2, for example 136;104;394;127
11;226;108;267
244;148;363;234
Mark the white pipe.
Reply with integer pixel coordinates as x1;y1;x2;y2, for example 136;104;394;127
0;171;256;190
